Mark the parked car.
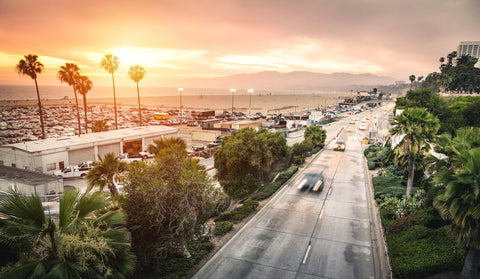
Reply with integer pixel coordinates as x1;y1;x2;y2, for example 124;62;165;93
359;123;367;130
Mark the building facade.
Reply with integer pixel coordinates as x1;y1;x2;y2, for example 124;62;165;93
457;41;480;60
0;126;178;175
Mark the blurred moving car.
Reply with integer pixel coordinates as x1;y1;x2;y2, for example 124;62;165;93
296;172;324;192
333;140;346;151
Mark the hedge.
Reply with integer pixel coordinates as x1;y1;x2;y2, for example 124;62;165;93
252;165;298;201
214;221;233;236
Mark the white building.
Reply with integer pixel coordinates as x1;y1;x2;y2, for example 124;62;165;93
457;41;480;59
0;165;63;195
0;126;178;175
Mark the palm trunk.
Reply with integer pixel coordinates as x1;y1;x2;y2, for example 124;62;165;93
73;88;81;137
34;78;46;139
137;82;142;127
406;150;415;197
461;247;480;279
112;73;118;130
82;94;88;134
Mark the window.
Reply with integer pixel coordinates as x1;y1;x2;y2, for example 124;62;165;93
46;163;56;171
59;161;65;170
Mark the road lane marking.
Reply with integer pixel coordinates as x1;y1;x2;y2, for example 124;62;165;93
319;209;324;219
302;244;312;264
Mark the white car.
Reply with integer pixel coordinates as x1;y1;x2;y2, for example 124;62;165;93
359;123;367;130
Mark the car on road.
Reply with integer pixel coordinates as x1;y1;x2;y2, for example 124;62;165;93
333;140;346;151
359;123;367;130
296;172;324;192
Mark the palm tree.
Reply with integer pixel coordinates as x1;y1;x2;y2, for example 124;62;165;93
16;54;46;139
0;190;135;278
87;152;128;199
409;74;416;90
58;63;82;136
100;54;120;130
434;148;480;279
75;75;93;134
390;108;439;196
128;65;146;127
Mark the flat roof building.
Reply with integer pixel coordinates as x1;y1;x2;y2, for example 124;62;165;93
457;41;480;60
0;126;178;175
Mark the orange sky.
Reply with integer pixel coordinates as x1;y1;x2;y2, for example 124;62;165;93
0;0;478;87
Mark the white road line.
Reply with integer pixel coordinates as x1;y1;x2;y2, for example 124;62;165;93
302;245;312;264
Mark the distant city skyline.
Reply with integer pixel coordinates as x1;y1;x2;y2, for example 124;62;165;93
0;0;478;88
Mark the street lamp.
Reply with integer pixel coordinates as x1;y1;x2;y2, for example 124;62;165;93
230;88;236;116
178;88;183;123
248;89;254;115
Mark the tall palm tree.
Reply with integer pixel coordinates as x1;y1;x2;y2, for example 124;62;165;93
16;54;46;139
0;189;135;278
409;74;416;90
128;65;146;127
434;148;480;279
87;152;128;199
390;107;439;196
100;54;120;130
75;75;93;134
58;63;82;136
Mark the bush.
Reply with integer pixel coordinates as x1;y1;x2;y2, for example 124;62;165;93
215;211;233;222
214;221;233;236
368;160;376;170
232;199;259;222
387;226;465;279
372;176;406;199
252;165;298;201
151;241;214;279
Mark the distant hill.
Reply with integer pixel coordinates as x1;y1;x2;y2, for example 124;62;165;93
166;71;396;91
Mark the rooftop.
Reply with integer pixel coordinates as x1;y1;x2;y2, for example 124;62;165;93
0;165;60;185
2;126;178;153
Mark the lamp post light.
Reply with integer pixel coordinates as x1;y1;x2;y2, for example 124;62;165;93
230;88;236;116
248;89;254;115
178;88;183;123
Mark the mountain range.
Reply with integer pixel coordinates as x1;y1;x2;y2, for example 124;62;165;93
167;71;396;91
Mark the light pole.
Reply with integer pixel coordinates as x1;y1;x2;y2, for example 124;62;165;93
248;89;254;115
230;88;236;116
178;88;183;123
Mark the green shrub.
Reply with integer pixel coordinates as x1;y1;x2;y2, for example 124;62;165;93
232;199;259;222
372;176;406;199
214;221;233;236
215;211;233;222
368;160;376;170
152;241;214;279
387;226;465;279
252;165;298;201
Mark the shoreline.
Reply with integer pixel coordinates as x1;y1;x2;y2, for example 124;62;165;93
0;94;351;113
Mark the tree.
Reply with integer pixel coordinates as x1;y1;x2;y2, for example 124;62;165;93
214;128;287;199
304;125;327;148
100;54;120;130
390;108;439;196
128;65;146;127
409;74;416;90
434;148;480;279
0;190;135;278
86;152;128;200
58;63;82;136
91;119;109;132
122;139;216;263
16;54;46;139
75;75;93;134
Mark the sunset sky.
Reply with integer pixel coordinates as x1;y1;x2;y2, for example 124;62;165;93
0;0;478;87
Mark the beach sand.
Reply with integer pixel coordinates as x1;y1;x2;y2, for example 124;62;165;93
0;93;350;113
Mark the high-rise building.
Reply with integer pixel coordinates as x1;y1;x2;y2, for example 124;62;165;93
457;41;480;59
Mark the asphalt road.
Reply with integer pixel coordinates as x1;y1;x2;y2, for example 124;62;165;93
193;106;393;279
